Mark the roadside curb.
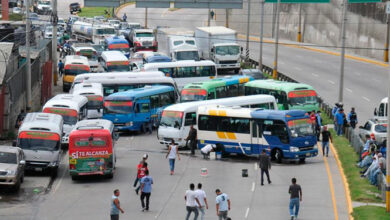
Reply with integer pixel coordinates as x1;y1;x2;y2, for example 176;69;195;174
237;34;389;68
329;140;354;220
115;2;135;17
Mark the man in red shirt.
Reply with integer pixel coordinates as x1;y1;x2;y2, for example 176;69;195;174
135;162;148;195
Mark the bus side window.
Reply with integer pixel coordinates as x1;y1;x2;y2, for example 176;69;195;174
379;103;385;116
184;112;196;126
263;120;288;144
160;92;172;107
227;84;239;97
198;115;217;131
140;103;150;113
238;84;245;96
150;95;159;109
216;87;226;99
169;91;175;104
208;90;216;100
252;121;263;138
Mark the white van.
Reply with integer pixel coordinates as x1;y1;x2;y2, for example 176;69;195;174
72;83;104;119
157;95;277;147
375;97;388;118
42;94;88;144
17;113;63;176
70;44;100;72
101;51;130;72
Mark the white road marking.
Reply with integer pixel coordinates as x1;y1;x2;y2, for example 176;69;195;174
251;182;255;192
52;154;68;195
312;73;319;77
328;80;335;85
294;67;303;71
245;207;250;219
346;88;352;93
354;72;361;76
254;162;258;170
362;96;370;102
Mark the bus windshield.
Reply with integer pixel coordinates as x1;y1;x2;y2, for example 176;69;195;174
136;33;153;38
19;131;60;151
79;50;98;61
288;90;317;106
86;95;103;109
108;44;130;53
180;89;207;102
215;45;240;56
107;61;130;72
160;111;183;128
288;119;314;137
65;65;90;76
43;108;78;125
104;101;133;114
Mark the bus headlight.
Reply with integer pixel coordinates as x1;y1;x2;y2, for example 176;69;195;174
125;122;133;126
313;144;318;149
290;146;299;152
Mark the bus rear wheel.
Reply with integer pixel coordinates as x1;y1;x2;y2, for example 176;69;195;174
272;148;283;164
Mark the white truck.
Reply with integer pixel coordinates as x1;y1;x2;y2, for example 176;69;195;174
36;0;52;15
72;21;116;45
157;28;200;61
195;26;242;73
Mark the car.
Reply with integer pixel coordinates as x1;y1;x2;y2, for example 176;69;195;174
36;0;52;15
44;25;62;39
240;69;266;80
69;2;81;14
12;7;22;14
91;44;105;60
108;19;121;30
29;13;39;21
58;18;66;29
0;146;25;191
358;118;387;145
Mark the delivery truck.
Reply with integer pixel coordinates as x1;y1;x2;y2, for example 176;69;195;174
157;28;199;61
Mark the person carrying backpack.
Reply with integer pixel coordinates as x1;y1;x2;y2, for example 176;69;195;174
347;107;358;129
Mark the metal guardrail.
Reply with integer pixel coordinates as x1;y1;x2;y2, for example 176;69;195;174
247;58;386;201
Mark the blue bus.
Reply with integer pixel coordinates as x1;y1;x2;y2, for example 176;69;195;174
197;106;318;162
104;36;130;58
103;85;176;132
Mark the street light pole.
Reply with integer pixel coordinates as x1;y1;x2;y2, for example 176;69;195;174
385;14;389;63
387;49;390;212
272;0;281;79
258;0;265;71
145;8;148;28
25;0;32;111
245;0;251;61
338;0;348;103
297;4;302;42
52;0;58;86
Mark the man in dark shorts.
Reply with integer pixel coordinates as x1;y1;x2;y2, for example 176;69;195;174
288;178;302;220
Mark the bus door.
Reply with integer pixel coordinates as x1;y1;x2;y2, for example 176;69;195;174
134;99;151;128
251;120;264;155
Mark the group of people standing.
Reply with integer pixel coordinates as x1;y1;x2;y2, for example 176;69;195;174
332;103;358;136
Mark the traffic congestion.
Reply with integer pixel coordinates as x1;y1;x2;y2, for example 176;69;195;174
1;1;387;219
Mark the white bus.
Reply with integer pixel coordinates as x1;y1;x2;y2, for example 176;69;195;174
157;94;277;147
72;83;104;119
81;76;179;98
71;71;166;89
101;51;130;72
374;97;388;118
143;60;217;90
42;94;88;145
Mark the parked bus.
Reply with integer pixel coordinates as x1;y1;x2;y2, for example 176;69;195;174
104;36;130;58
71;71;165;89
63;55;90;92
17;113;63;176
180;75;253;102
81;76;179;98
101;51;130;72
42;94;88;145
103;85;176;132
197;106;318;162
143;60;217;89
72;83;104;119
69;119;118;180
374;97;388;117
158;95;277;147
244;80;319;112
69;44;99;72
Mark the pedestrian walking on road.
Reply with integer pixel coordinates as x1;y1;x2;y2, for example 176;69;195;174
140;170;153;211
58;60;64;77
334;108;345;136
321;126;332;157
133;154;148;187
195;183;208;220
122;13;127;22
315;111;322;141
210;10;215;19
258;149;271;185
185;183;201;220
215;189;230;220
166;140;180;175
288;178;302;220
135;162;148;195
110;189;124;220
186;125;197;155
347;107;358;129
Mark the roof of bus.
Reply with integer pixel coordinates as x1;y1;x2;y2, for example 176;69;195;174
72;83;103;96
19;112;63;135
250;109;308;121
134;29;154;33
105;85;174;101
143;60;216;69
183;75;253;90
245;79;315;93
64;55;89;66
105;36;129;44
381;97;388;103
72;119;114;133
71;46;97;52
197;105;252;118
83;76;177;86
145;55;172;63
74;71;165;83
101;51;128;61
163;94;276;112
43;94;88;110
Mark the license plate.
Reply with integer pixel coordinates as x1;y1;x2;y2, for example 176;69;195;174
35;168;43;172
306;153;311;157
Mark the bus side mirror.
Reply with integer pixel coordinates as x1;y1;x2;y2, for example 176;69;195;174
241;47;243;52
374;108;377;116
211;48;214;53
113;132;120;141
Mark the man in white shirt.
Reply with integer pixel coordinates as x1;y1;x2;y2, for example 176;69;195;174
200;144;216;159
195;183;208;220
185;183;201;220
215;189;230;220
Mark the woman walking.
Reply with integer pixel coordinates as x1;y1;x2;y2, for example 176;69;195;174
166;140;180;175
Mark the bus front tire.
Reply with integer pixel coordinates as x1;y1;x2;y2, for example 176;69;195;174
71;175;78;181
299;158;306;163
106;173;114;179
272;148;283;164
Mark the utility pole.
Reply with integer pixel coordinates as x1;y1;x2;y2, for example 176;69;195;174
297;4;302;42
338;0;348;103
258;0;265;71
387;50;390;212
245;0;251;61
25;0;32;111
145;8;148;28
208;7;211;26
225;9;229;28
52;0;58;86
385;14;389;63
272;0;281;79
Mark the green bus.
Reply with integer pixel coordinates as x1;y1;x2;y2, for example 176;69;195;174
244;80;319;112
180;75;253;102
